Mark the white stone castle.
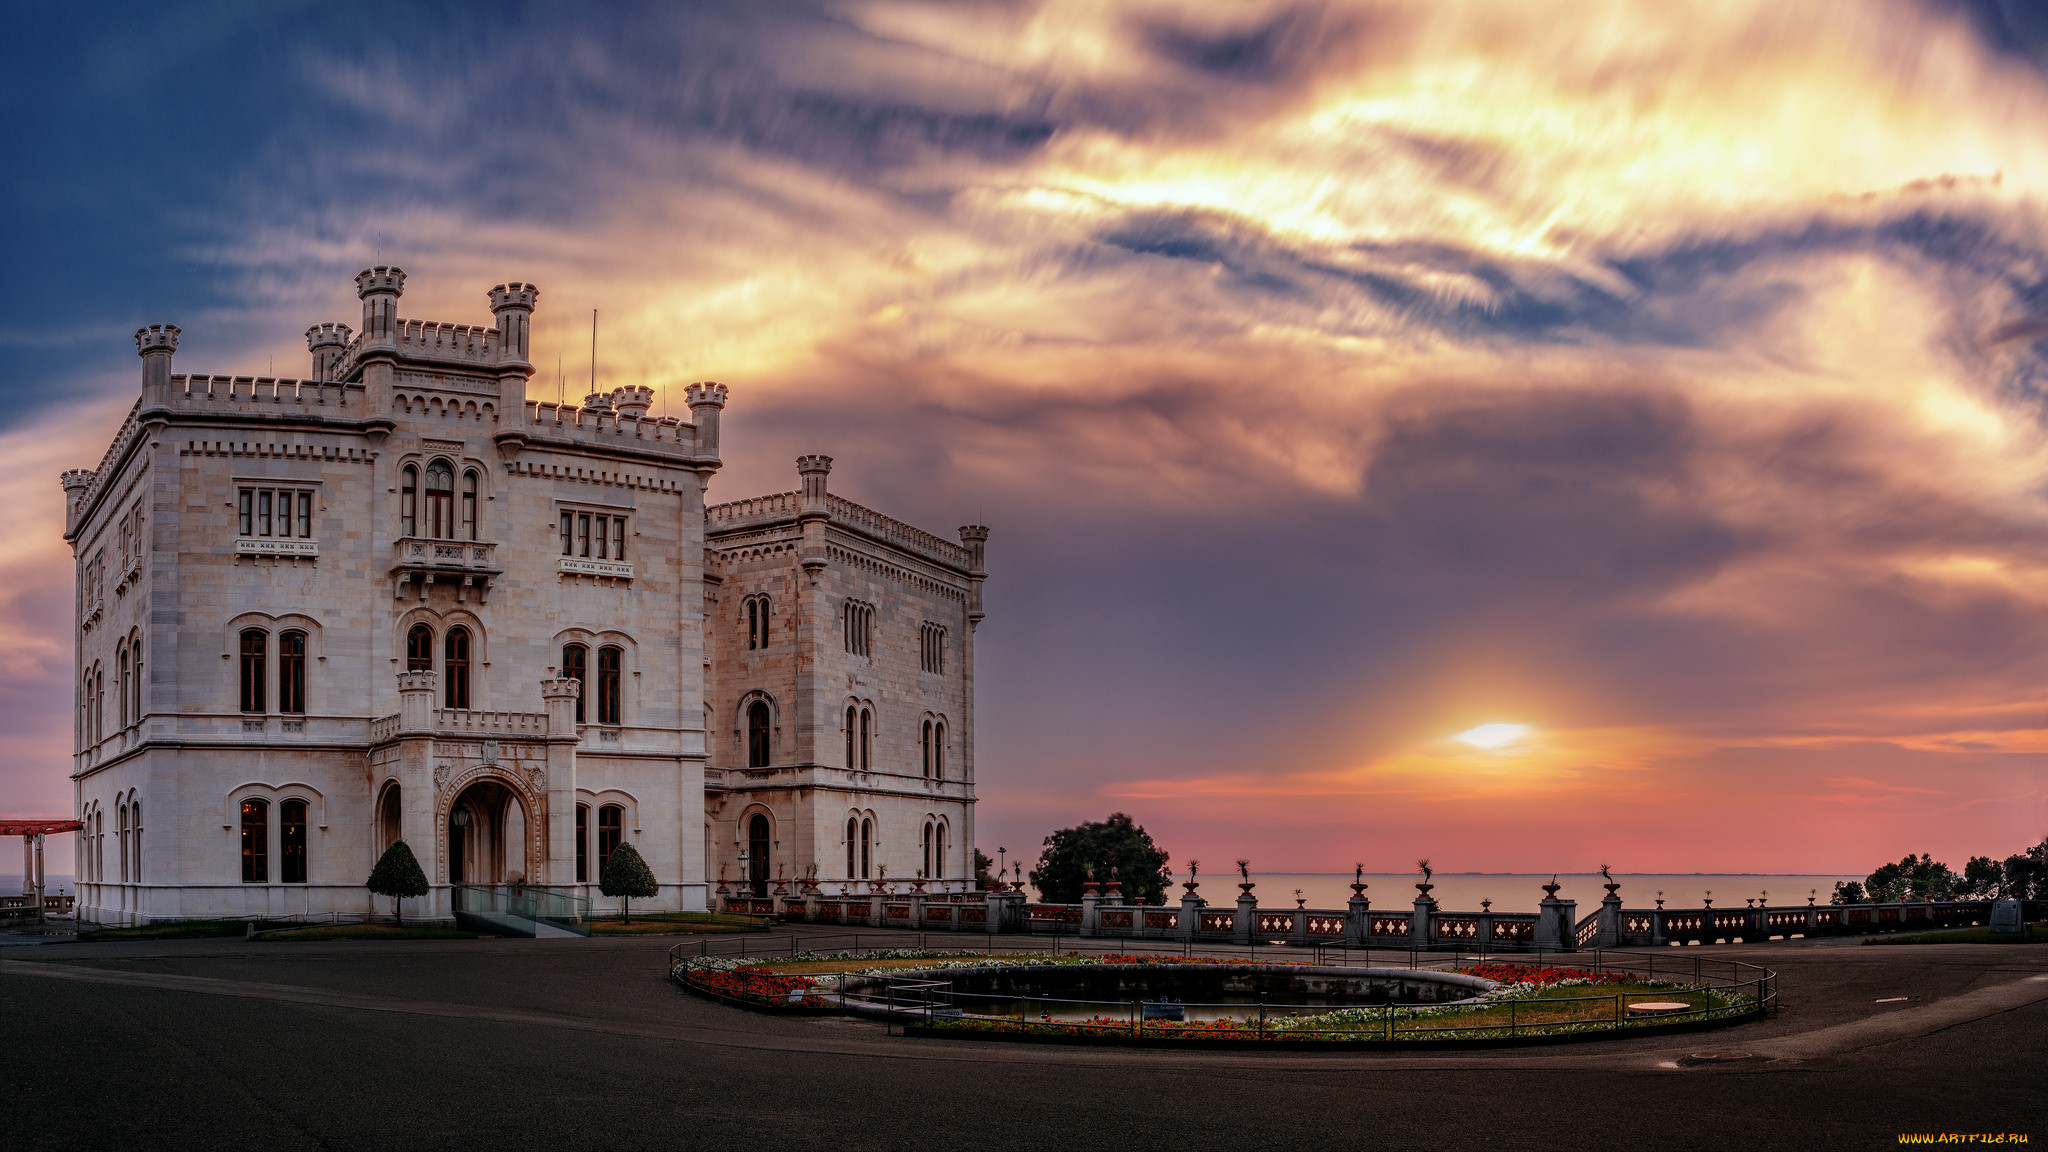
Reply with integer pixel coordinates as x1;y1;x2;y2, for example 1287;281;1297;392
62;268;987;924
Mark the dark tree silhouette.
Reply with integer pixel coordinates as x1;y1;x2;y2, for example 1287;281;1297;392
600;841;658;923
1028;813;1171;905
366;840;429;925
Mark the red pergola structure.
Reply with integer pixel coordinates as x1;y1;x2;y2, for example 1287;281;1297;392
3;820;83;924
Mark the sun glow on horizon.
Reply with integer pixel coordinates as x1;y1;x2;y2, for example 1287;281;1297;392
1455;723;1532;750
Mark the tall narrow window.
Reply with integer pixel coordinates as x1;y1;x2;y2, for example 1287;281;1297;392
131;801;141;883
611;518;626;562
425;462;453;539
578;513;591;557
444;627;471;709
95;670;104;741
576;804;590;883
597;805;623;875
406;624;433;672
747;599;761;650
131;639;143;722
118;802;129;883
297;491;313;538
560;512;573;556
596;646;622;725
239;630;267;713
842;601;873;656
278;631;306;714
461;470;478;540
846;817;858;878
845;706;856;768
859;708;871;770
117;645;129;729
922;822;931;881
401;465;418;537
258;490;273;536
240;799;269;883
594;514;608;560
94;810;103;881
280;799;308;884
561;644;587;723
747;814;770;897
747;701;771;768
860;818;872;879
933;722;945;779
933;824;945;879
921;719;932;778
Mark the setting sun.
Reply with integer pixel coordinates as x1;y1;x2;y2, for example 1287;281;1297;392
1456;723;1532;750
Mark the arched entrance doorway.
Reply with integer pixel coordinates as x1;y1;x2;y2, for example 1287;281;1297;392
747;814;770;897
448;780;530;885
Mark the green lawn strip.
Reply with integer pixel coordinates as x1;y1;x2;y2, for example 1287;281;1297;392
1864;925;2042;945
256;924;487;941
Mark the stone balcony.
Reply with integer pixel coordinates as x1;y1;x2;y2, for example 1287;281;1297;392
391;537;501;603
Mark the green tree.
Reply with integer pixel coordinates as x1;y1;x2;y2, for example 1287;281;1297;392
1960;856;2007;900
2005;836;2048;900
599;841;658;923
366;840;430;925
1830;880;1866;905
1866;853;1956;903
974;849;996;890
1028;813;1171;905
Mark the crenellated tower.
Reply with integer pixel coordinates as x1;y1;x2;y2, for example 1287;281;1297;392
305;322;352;382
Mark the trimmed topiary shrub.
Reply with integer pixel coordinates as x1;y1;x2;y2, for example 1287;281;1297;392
367;840;430;925
600;841;659;923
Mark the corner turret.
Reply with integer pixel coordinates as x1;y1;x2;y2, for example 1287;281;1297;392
686;381;728;460
488;282;538;366
60;469;95;532
958;524;990;629
355;266;406;343
305;322;352;381
135;324;180;408
612;385;653;418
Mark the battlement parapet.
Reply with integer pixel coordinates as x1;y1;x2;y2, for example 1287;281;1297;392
520;400;703;457
166;375;364;416
59;469;95;492
394;319;501;368
706;489;972;569
355;266;406;298
488;282;539;312
134;324;180;356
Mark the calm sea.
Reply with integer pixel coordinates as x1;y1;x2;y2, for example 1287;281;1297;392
1029;873;1862;912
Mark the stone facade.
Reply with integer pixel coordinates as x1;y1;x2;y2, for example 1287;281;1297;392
61;268;986;924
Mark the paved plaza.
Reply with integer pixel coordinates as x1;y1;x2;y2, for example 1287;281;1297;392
2;926;2043;1150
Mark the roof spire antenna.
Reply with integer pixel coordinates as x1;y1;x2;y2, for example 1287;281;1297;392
557;356;563;404
590;308;598;399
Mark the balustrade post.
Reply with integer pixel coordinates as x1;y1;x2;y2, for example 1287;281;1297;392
1410;895;1437;948
1344;894;1369;947
1080;890;1100;938
1178;891;1201;944
1599;892;1623;948
1233;890;1256;947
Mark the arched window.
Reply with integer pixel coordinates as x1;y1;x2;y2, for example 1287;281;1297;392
444;627;471;709
860;817;872;879
921;720;932;779
425;461;454;539
597;804;623;875
934;722;945;780
576;804;590;883
117;802;129;883
859;707;872;771
131;639;143;723
461;469;479;541
747;598;760;650
377;784;401;853
116;644;129;729
845;706;856;769
278;631;306;714
922;821;931;881
401;465;418;537
596;646;622;725
561;644;587;723
239;630;267;713
280;799;308;884
747;813;771;897
94;809;104;881
846;817;858;878
240;798;269;883
94;668;104;741
406;624;433;672
842;600;873;657
131;801;141;883
746;701;771;768
933;823;945;879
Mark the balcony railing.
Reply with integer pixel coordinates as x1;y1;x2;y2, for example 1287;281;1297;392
391;538;500;603
238;537;319;558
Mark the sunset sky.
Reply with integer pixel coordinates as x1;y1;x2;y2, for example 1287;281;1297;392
6;0;2048;874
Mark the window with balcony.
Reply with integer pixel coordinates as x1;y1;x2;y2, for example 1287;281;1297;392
461;469;479;541
402;465;418;537
425;461;454;539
